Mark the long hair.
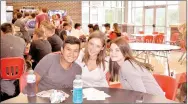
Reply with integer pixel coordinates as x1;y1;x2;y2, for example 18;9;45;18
113;23;121;33
82;31;106;70
113;23;121;37
109;37;153;82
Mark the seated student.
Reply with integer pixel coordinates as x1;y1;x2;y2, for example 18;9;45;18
88;24;94;35
108;23;121;40
0;23;25;102
93;24;100;32
104;23;111;35
58;22;71;41
109;37;164;96
29;28;52;69
40;20;63;52
59;29;67;42
76;31;109;87
14;12;31;44
70;23;85;38
34;36;82;92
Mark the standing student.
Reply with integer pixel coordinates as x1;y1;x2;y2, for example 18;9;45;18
35;7;49;28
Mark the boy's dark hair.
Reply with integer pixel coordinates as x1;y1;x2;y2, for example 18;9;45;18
31;13;36;18
42;7;48;13
24;12;30;17
59;30;67;41
12;18;17;24
63;36;81;49
93;24;99;31
1;23;13;34
74;23;81;29
63;22;70;27
88;24;93;28
17;12;23;19
104;23;110;28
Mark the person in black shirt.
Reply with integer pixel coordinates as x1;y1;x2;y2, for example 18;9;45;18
40;20;63;52
29;28;52;69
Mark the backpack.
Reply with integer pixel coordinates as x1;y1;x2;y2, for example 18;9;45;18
27;20;36;28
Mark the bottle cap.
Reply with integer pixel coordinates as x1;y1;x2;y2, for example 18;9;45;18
75;75;81;79
28;70;34;74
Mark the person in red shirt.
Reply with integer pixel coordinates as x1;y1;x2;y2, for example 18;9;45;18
35;7;49;29
108;23;121;40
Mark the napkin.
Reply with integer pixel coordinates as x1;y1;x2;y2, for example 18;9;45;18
83;88;111;100
36;89;69;98
50;90;65;103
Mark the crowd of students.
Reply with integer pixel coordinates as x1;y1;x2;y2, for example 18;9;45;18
0;7;186;103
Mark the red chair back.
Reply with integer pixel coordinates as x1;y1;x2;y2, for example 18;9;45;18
153;74;178;100
1;57;25;80
143;35;154;43
154;35;164;44
152;31;158;35
106;72;122;88
176;72;187;88
170;33;179;42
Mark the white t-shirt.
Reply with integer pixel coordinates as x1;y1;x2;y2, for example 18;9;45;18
70;29;85;38
75;49;109;87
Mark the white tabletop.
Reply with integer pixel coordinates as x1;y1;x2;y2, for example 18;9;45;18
131;34;155;37
129;43;180;51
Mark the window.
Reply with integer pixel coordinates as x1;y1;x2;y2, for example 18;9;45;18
128;1;179;41
82;1;125;34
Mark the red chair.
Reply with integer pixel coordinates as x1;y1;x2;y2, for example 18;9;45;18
154;34;164;44
106;72;122;88
153;74;178;100
139;31;144;34
143;35;154;43
136;31;145;42
1;57;25;80
166;32;179;45
152;31;158;35
175;72;187;88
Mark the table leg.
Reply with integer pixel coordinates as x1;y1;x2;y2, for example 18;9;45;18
165;51;171;76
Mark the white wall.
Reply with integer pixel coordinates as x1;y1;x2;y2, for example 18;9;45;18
179;1;187;23
1;1;7;24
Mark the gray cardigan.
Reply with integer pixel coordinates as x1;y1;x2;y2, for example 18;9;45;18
119;60;165;96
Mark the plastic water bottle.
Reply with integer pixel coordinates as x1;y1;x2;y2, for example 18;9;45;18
26;70;36;97
73;75;83;103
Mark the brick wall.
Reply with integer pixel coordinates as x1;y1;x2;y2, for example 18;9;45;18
10;0;81;23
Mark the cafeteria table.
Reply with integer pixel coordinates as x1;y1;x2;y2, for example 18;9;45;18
2;87;177;103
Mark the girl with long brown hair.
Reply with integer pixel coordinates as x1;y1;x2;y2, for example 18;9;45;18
109;37;164;96
75;31;109;87
108;23;121;41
